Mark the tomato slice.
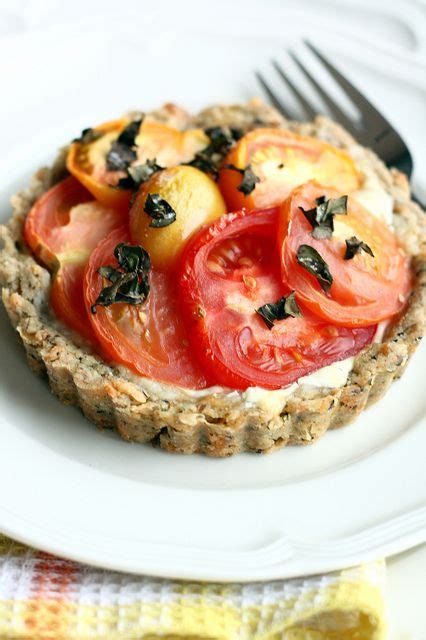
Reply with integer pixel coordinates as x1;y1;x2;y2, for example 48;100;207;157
67;118;208;209
84;227;208;389
218;128;360;211
178;208;375;390
24;177;123;339
279;182;412;327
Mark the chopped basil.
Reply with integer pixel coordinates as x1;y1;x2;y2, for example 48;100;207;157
106;143;137;172
186;152;220;179
72;127;102;144
91;243;150;313
144;193;176;228
296;244;333;292
105;118;143;172
204;126;243;154
116;119;143;147
344;236;374;260
116;159;164;191
256;291;302;329
300;195;348;240
224;164;260;196
186;126;243;179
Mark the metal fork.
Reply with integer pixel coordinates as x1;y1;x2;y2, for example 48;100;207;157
256;41;424;208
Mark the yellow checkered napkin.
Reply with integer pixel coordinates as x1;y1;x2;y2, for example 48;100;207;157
0;535;386;639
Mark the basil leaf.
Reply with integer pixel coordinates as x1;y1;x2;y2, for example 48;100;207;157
185;127;243;179
72;127;102;144
224;164;260;196
116;159;164;191
296;244;333;292
186;152;220;179
105;118;143;172
106;143;136;172
284;291;302;318
300;195;348;240
344;236;374;260
115;242;151;273
144;193;176;228
256;291;302;329
91;243;151;313
204;126;243;155
117;119;143;147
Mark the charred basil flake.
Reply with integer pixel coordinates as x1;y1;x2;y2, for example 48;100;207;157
204;126;242;155
224;164;260;196
344;236;374;260
256;291;302;329
105;118;143;172
106;142;137;172
72;127;102;144
144;193;176;228
91;243;150;313
186;126;243;179
116;159;164;191
187;152;220;179
117;118;143;146
300;195;348;240
296;244;333;292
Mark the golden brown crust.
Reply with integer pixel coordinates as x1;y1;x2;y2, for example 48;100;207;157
0;101;424;456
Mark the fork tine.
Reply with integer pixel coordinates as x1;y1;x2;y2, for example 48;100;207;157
255;71;293;119
304;41;388;127
288;51;359;134
271;59;316;120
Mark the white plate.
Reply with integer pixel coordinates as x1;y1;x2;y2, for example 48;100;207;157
0;1;425;581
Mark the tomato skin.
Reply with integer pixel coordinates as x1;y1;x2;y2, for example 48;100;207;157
178;208;376;390
279;182;412;327
84;227;209;389
218;128;360;211
24;177;123;340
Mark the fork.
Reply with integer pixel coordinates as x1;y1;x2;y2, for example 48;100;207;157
256;41;424;209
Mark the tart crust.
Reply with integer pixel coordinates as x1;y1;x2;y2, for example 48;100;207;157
0;100;424;456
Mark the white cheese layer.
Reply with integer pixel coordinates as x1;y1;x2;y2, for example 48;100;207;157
352;172;394;226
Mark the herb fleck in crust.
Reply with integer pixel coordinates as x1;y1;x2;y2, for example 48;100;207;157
0;100;424;456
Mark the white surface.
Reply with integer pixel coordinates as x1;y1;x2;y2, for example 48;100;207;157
0;0;425;627
387;544;426;639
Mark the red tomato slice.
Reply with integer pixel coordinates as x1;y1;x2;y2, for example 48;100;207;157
178;208;376;390
24;177;123;339
279;182;412;327
84;227;208;389
218;128;360;211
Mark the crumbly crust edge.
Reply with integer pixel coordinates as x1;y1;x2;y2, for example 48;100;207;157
0;101;424;456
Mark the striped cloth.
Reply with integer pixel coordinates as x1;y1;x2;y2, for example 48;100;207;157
0;535;386;639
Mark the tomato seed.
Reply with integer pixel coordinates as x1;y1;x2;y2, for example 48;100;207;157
207;260;224;274
326;326;339;337
243;274;257;291
238;256;253;267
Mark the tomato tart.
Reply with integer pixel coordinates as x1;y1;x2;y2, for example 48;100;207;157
0;99;424;456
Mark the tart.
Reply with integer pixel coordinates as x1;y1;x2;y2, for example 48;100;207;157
0;99;424;456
